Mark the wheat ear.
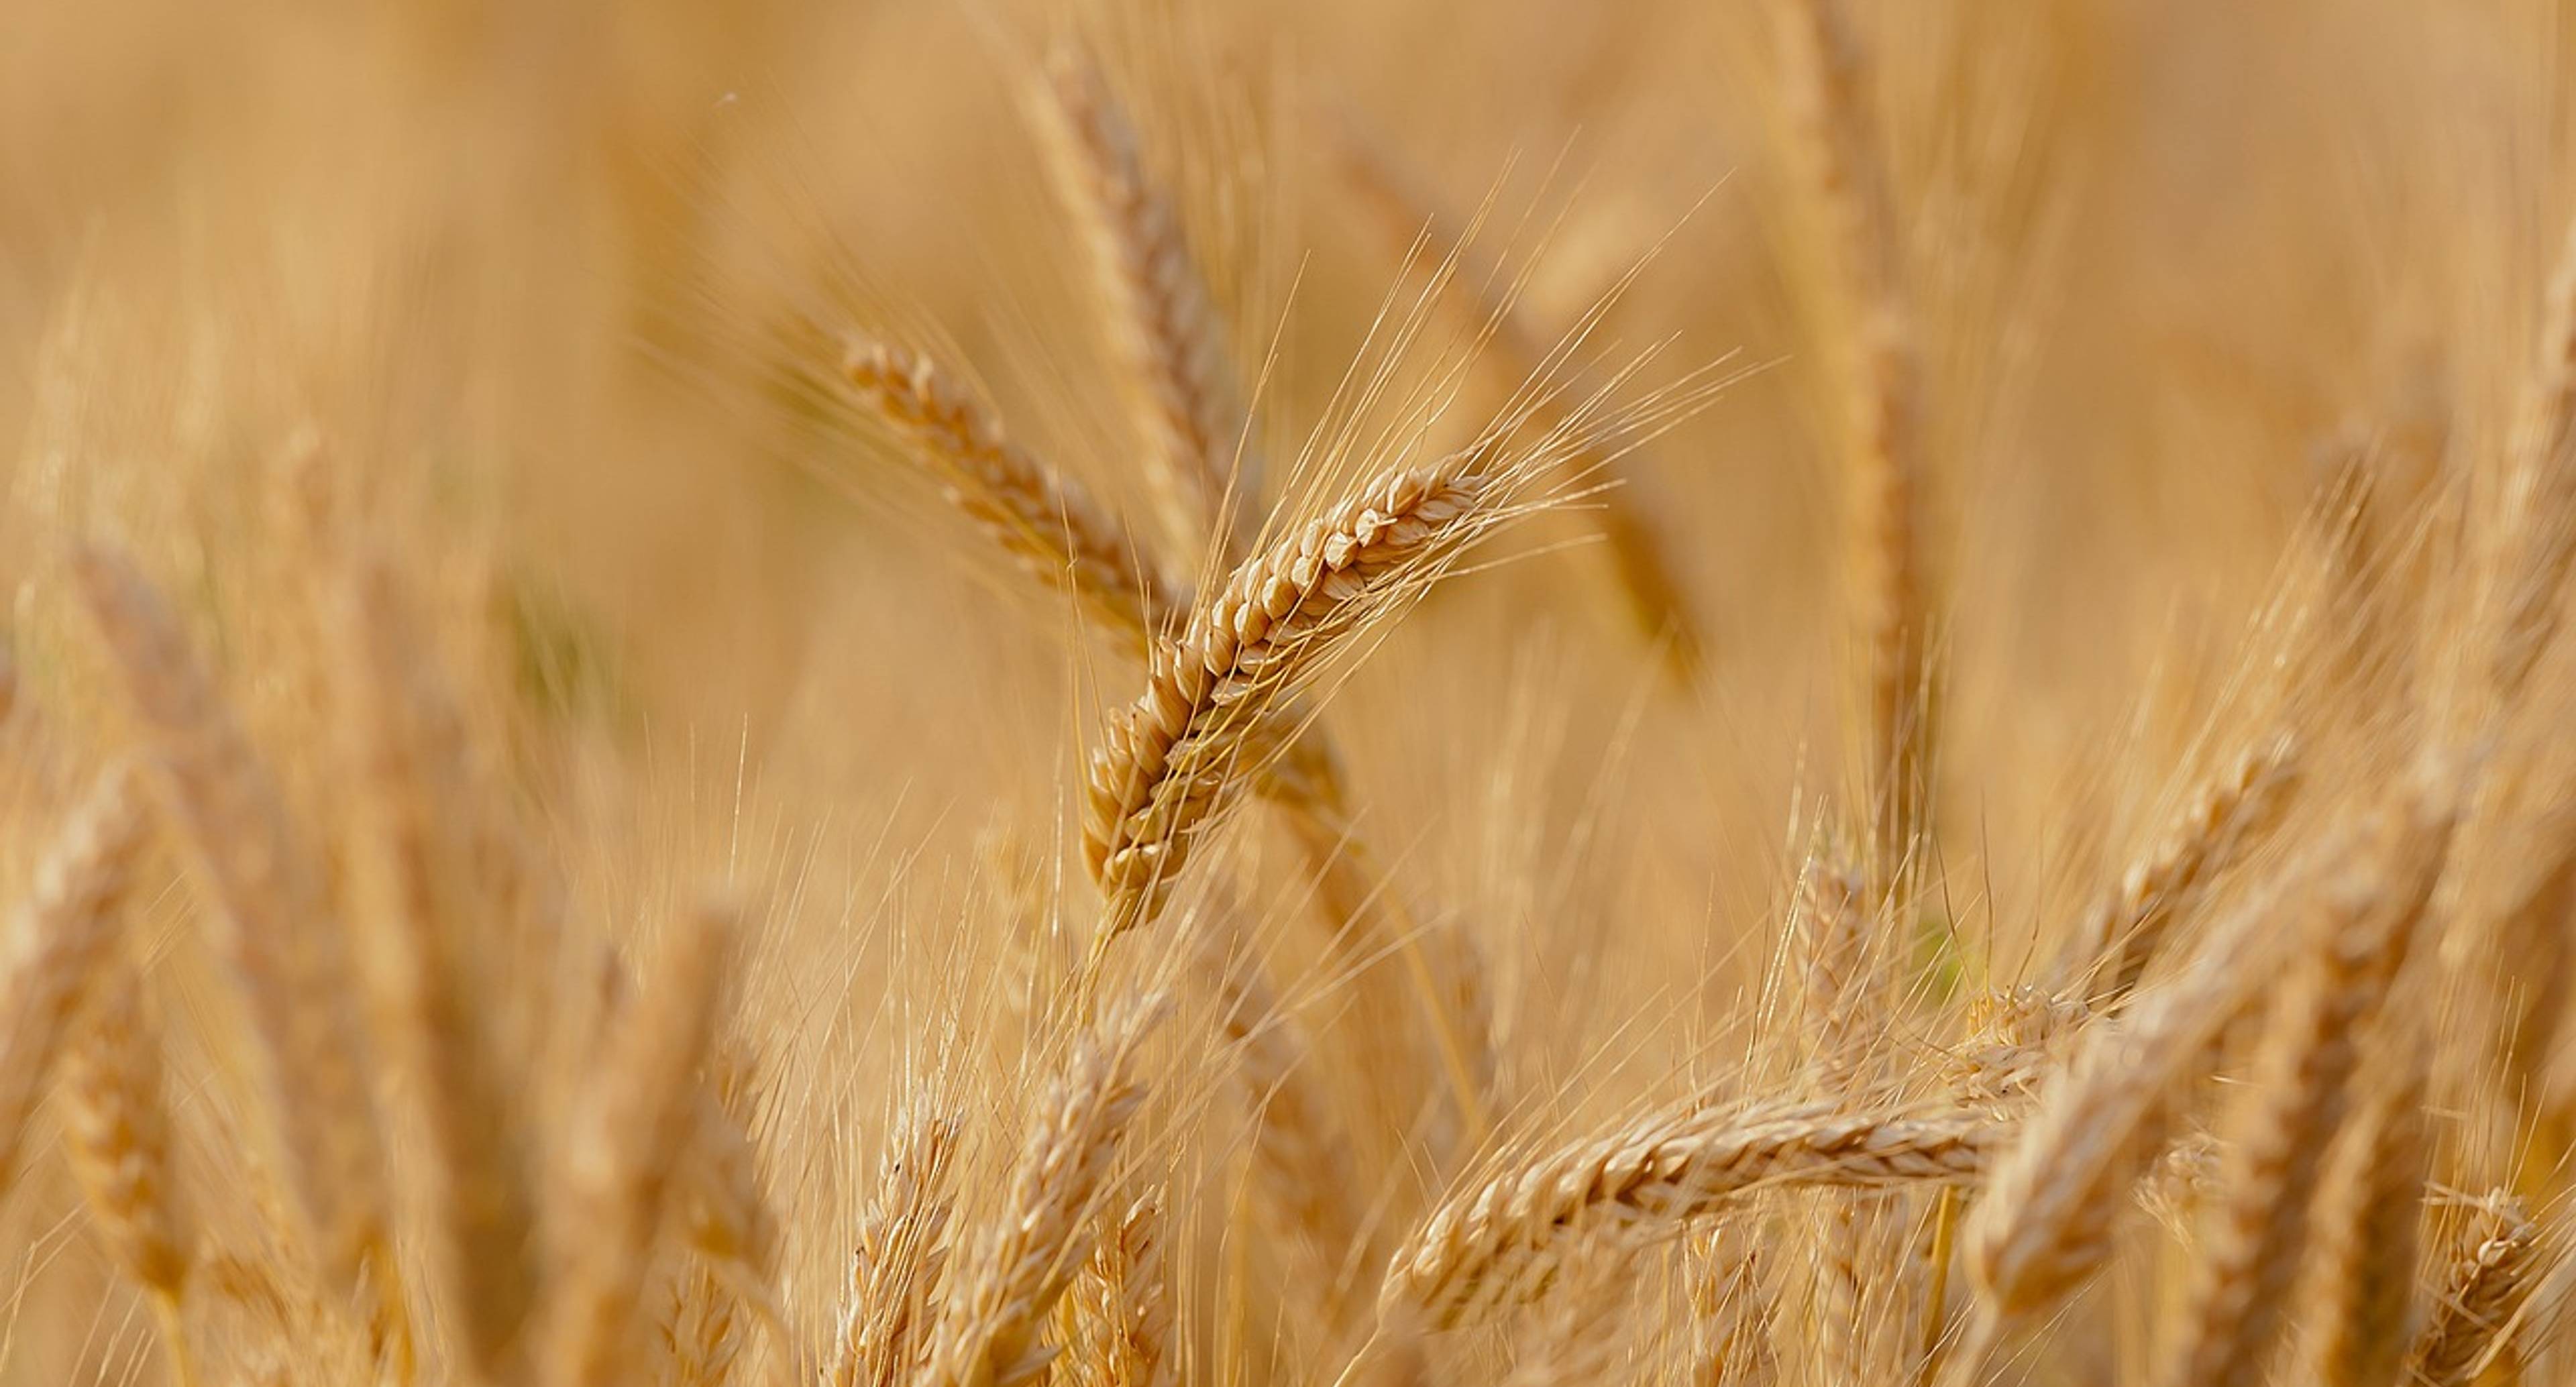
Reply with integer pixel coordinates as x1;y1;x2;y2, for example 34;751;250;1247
1775;0;1935;891
1083;434;1550;944
1383;1099;1996;1327
2061;733;2302;1000
2148;790;2457;1387
841;339;1181;643
922;994;1167;1387
1210;944;1370;1301
1062;1192;1174;1387
61;953;195;1387
539;901;735;1387
827;1103;961;1387
1034;46;1254;572
328;550;543;1374
73;549;397;1308
2402;1192;2545;1387
2294;1016;2428;1387
0;759;148;1201
1953;822;2361;1378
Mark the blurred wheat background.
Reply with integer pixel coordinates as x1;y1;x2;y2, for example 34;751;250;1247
1;0;2573;1384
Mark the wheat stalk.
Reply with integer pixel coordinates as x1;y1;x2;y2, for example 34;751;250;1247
1383;1099;1996;1327
1774;0;1935;893
1328;121;1708;680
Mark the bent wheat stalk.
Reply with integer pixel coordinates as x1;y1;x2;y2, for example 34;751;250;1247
1382;1099;1996;1328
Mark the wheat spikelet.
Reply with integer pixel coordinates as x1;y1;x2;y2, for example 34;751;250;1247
0;758;148;1201
1083;434;1550;942
655;1267;744;1387
1774;0;1935;893
921;994;1166;1387
2402;1192;2543;1387
827;1102;961;1387
327;549;543;1374
1061;1192;1173;1387
72;548;396;1305
2062;733;2303;1000
60;952;194;1387
840;338;1181;644
1034;46;1253;573
2147;789;2457;1387
539;901;736;1387
1383;1099;1996;1327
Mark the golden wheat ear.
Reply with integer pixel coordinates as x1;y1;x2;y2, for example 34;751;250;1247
921;992;1167;1387
1083;433;1562;948
61;951;197;1387
828;1101;962;1387
839;336;1184;644
0;758;148;1205
1384;1098;1995;1329
1030;42;1256;575
72;549;398;1317
1061;1190;1174;1387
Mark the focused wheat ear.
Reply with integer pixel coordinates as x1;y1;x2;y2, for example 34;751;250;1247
73;549;398;1315
1083;433;1557;945
1383;1098;1995;1327
0;758;148;1204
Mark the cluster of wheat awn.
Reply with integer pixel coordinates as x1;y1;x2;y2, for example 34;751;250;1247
7;0;2576;1384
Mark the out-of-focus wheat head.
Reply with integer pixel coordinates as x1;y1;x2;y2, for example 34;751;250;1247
9;1;2576;1386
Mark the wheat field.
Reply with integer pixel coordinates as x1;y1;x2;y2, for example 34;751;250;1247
1;0;2573;1384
